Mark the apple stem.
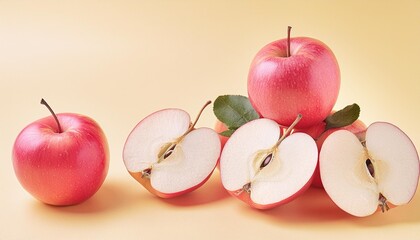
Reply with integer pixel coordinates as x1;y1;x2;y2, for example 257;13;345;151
160;100;212;164
234;182;251;196
287;26;292;57
40;98;62;133
274;114;302;148
188;100;212;132
141;168;152;179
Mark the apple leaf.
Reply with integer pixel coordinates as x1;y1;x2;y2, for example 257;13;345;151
220;129;236;137
325;103;360;130
213;95;259;133
219;125;239;137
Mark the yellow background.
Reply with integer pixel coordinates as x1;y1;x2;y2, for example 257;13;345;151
1;1;420;239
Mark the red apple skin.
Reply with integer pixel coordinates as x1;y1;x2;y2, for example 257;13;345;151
298;119;366;188
248;37;340;128
129;170;215;198
214;120;229;149
226;173;314;210
12;113;109;206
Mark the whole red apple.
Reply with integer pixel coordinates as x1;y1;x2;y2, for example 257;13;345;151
299;118;366;188
248;27;340;128
12;99;109;206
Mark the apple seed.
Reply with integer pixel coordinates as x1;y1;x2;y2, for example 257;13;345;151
260;153;273;170
363;147;390;213
365;159;375;178
163;144;176;159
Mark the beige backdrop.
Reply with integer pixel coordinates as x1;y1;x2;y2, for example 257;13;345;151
1;1;420;239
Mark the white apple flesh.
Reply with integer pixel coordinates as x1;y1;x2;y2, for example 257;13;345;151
123;102;221;198
220;115;318;209
320;122;420;217
297;117;367;188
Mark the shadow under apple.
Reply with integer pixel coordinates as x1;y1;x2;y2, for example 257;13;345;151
239;186;420;226
30;178;146;215
161;171;230;207
352;189;420;227
239;187;351;224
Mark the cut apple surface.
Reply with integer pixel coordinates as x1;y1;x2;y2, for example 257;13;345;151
123;103;221;198
220;117;318;209
298;116;367;188
320;122;420;217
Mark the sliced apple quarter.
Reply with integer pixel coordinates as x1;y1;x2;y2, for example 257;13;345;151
320;122;420;217
220;115;318;209
123;101;221;198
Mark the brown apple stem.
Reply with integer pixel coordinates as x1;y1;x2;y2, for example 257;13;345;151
164;100;212;161
189;100;212;131
40;98;62;133
287;26;292;57
274;114;302;148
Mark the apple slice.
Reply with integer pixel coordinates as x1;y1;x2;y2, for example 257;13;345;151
297;104;366;188
123;101;221;198
320;122;420;217
220;115;318;209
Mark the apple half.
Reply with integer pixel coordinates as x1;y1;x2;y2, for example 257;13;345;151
220;115;318;209
320;122;420;217
123;102;221;198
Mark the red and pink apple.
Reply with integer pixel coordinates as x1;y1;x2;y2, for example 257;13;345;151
247;27;340;128
12;99;109;206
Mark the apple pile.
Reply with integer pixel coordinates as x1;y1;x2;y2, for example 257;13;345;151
12;27;419;218
213;26;419;216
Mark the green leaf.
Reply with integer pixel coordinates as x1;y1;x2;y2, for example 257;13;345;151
220;129;235;137
325;103;360;130
219;126;239;137
213;95;259;131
